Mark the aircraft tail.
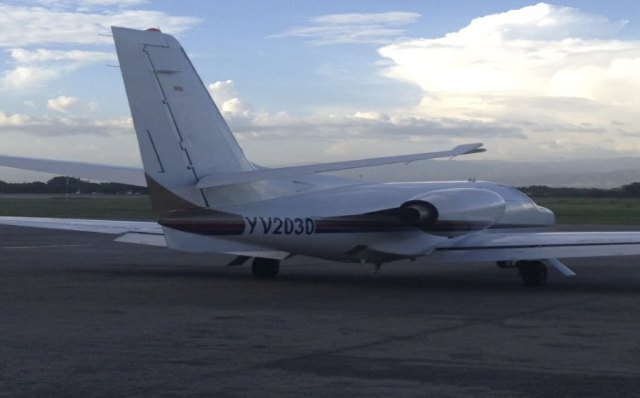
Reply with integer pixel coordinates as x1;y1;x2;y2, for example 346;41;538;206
111;27;485;216
112;26;256;213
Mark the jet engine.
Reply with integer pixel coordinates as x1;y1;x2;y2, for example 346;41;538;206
401;188;506;236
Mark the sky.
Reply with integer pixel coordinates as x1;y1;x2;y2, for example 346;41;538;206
1;0;640;181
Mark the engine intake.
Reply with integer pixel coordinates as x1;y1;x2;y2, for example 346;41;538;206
398;201;438;225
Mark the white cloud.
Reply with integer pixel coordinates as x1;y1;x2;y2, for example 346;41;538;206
207;80;255;117
47;95;97;114
375;3;640;160
313;12;420;26
2;48;115;89
36;0;148;7
0;110;131;136
272;11;420;45
2;66;61;89
0;2;198;89
10;48;113;64
0;3;200;47
218;5;640;163
77;0;148;7
47;96;79;113
208;80;239;104
455;2;626;41
205;80;519;148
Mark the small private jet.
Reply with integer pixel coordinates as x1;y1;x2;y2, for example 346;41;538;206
0;26;639;285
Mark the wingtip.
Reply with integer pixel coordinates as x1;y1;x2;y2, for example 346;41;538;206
453;143;485;154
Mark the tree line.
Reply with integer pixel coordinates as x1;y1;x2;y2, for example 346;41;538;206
519;182;640;198
1;177;640;198
0;177;148;194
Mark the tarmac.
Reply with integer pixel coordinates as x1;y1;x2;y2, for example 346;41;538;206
2;224;640;397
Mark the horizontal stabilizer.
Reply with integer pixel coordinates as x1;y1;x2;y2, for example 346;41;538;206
0;216;160;235
197;143;485;188
0;155;145;186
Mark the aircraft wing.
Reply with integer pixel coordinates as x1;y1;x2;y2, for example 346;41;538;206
0;155;145;186
197;143;485;188
0;144;483;189
0;217;289;257
0;216;165;246
2;215;640;264
0;216;291;259
431;231;640;263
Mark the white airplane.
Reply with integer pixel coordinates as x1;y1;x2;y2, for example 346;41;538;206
1;26;640;286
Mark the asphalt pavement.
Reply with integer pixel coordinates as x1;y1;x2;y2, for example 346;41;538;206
1;225;640;397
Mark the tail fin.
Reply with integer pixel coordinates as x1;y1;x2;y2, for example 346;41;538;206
112;27;255;213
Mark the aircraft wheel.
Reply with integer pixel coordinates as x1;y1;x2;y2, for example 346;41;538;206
252;258;280;278
517;260;547;286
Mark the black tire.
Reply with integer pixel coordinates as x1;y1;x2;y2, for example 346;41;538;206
251;258;280;278
518;261;547;286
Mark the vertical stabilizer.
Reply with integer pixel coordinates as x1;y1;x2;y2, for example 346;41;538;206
112;27;255;213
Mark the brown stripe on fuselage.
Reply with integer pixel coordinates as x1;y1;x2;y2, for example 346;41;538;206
145;174;246;235
145;174;202;214
158;207;246;236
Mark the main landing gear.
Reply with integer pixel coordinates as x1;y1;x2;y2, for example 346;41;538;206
496;260;548;286
251;257;280;278
517;260;547;286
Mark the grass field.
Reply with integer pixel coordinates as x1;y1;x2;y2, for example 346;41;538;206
0;194;639;225
534;197;640;225
0;194;154;219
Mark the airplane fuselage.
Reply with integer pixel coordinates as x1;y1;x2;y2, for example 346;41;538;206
161;180;554;264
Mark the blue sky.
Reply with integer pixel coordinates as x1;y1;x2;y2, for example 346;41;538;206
1;1;640;181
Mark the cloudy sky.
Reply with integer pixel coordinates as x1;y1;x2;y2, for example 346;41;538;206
1;0;640;181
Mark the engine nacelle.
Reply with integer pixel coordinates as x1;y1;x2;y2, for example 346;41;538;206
403;188;506;236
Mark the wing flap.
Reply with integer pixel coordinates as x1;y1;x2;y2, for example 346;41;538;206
431;232;640;263
197;143;485;188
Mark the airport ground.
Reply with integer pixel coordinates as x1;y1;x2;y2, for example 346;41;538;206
2;225;640;397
